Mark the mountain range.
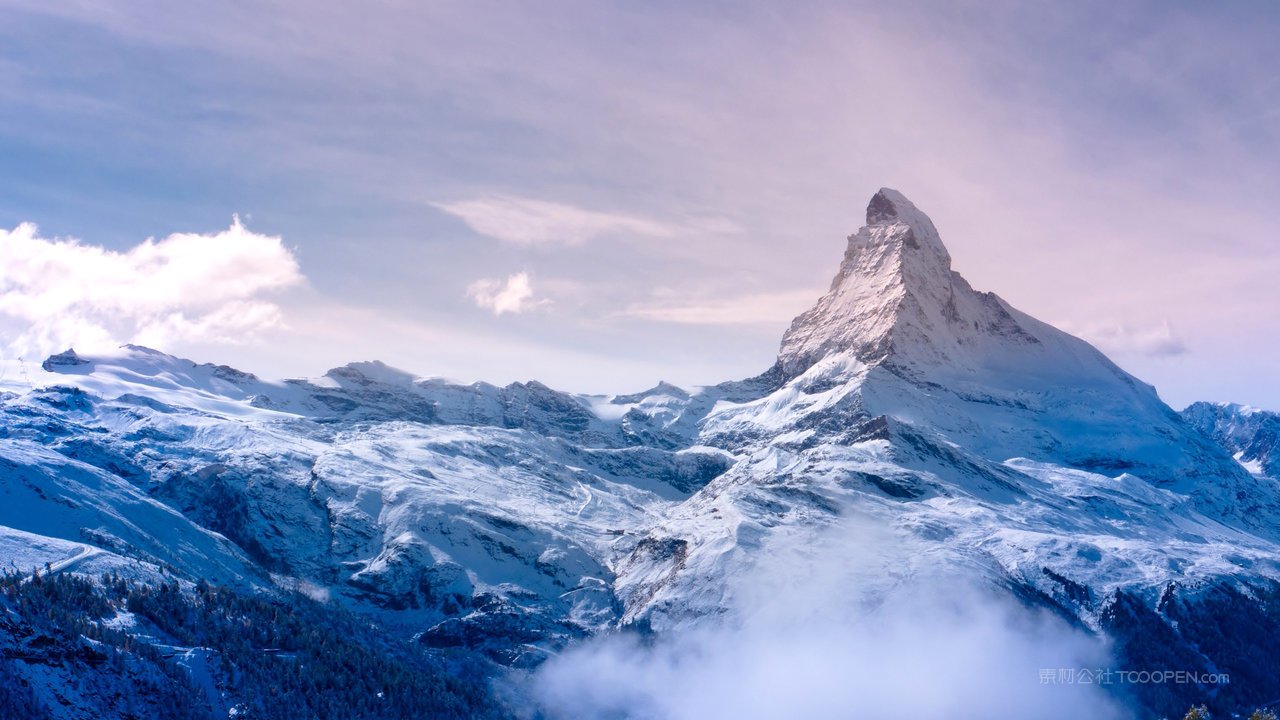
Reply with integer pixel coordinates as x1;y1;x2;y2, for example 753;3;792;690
4;189;1280;719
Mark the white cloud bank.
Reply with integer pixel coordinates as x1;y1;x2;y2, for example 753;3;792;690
532;520;1125;720
467;271;543;315
0;218;303;358
435;195;675;246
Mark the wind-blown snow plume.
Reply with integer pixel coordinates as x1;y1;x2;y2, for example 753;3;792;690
0;218;303;358
533;519;1124;720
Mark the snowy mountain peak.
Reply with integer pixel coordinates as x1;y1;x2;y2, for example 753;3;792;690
41;347;91;372
324;360;418;388
864;187;951;264
759;188;1254;494
777;188;966;377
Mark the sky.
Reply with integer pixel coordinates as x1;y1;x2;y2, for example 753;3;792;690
1;1;1278;408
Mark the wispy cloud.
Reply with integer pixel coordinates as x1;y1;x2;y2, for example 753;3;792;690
1064;320;1189;358
434;195;675;246
620;288;819;326
0;218;302;358
467;271;543;315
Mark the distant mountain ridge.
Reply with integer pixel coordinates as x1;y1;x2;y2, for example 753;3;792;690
1183;401;1280;479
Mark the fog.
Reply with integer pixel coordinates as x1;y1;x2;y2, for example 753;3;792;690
531;518;1128;719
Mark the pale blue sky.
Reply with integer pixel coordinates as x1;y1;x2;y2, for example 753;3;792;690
1;1;1278;407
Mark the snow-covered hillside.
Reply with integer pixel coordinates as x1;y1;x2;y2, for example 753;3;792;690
4;189;1280;718
0;344;738;665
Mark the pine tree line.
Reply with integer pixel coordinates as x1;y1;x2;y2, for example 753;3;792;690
0;569;507;719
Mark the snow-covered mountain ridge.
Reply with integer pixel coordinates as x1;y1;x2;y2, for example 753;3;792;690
0;346;734;663
5;189;1280;717
1183;401;1280;480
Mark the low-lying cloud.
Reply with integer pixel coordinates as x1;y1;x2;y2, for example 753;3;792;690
0;218;302;358
531;519;1126;720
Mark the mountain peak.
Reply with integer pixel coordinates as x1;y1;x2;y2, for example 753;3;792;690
765;188;1245;492
41;348;91;373
777;188;962;377
324;360;417;388
865;188;952;264
865;188;900;224
866;187;925;227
